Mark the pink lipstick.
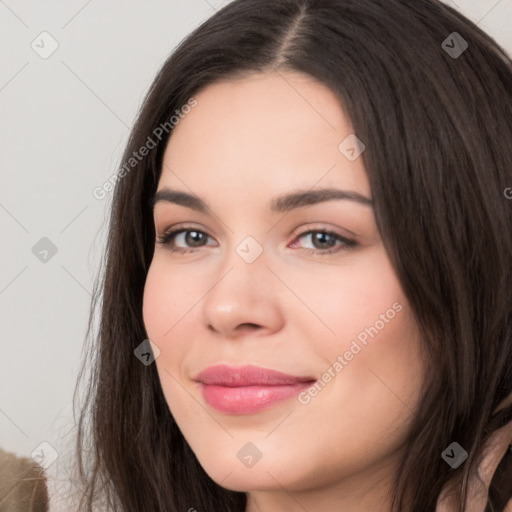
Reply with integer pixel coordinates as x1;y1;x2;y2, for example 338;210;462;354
194;364;316;414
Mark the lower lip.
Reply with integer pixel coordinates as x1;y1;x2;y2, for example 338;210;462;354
199;382;314;414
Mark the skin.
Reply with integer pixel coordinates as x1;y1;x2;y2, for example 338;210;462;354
142;70;426;512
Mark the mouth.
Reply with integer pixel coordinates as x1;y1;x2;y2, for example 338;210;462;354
194;364;317;414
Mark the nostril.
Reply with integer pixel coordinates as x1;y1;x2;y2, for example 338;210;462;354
239;323;260;330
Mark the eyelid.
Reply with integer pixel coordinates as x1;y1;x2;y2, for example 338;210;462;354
156;222;357;255
156;222;353;240
291;223;355;240
289;225;357;255
155;223;217;253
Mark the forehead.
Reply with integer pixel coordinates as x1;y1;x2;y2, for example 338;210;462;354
159;70;371;201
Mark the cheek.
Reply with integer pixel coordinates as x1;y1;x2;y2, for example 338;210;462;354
303;247;425;418
142;260;191;340
142;261;198;380
142;267;164;340
142;266;189;409
302;247;410;357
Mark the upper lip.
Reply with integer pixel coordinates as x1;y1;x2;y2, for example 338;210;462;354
194;364;316;387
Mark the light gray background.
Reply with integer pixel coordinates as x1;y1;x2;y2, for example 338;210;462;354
1;0;511;508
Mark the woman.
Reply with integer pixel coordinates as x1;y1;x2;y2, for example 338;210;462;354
74;0;512;510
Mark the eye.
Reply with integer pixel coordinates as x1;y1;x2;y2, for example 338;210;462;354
289;228;357;256
156;226;216;254
156;225;357;256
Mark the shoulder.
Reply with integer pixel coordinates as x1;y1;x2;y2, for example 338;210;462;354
0;446;49;512
436;420;512;511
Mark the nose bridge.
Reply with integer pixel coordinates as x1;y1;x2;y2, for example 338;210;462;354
201;234;282;335
212;233;268;308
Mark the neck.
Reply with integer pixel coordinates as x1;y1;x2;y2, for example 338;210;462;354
244;455;400;512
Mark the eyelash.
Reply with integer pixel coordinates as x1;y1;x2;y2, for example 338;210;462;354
155;225;357;256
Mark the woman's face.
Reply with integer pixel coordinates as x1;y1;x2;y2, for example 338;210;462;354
143;70;425;507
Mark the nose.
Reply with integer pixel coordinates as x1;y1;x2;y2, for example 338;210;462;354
201;247;284;339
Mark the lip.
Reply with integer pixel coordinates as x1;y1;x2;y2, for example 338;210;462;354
194;364;316;414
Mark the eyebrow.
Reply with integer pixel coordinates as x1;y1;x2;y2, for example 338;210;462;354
150;186;373;213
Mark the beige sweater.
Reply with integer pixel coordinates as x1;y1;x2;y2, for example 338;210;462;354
0;447;49;512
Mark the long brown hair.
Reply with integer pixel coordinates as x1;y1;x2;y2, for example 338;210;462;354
74;1;512;510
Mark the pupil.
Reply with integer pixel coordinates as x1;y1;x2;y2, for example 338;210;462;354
314;232;334;249
187;231;204;246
